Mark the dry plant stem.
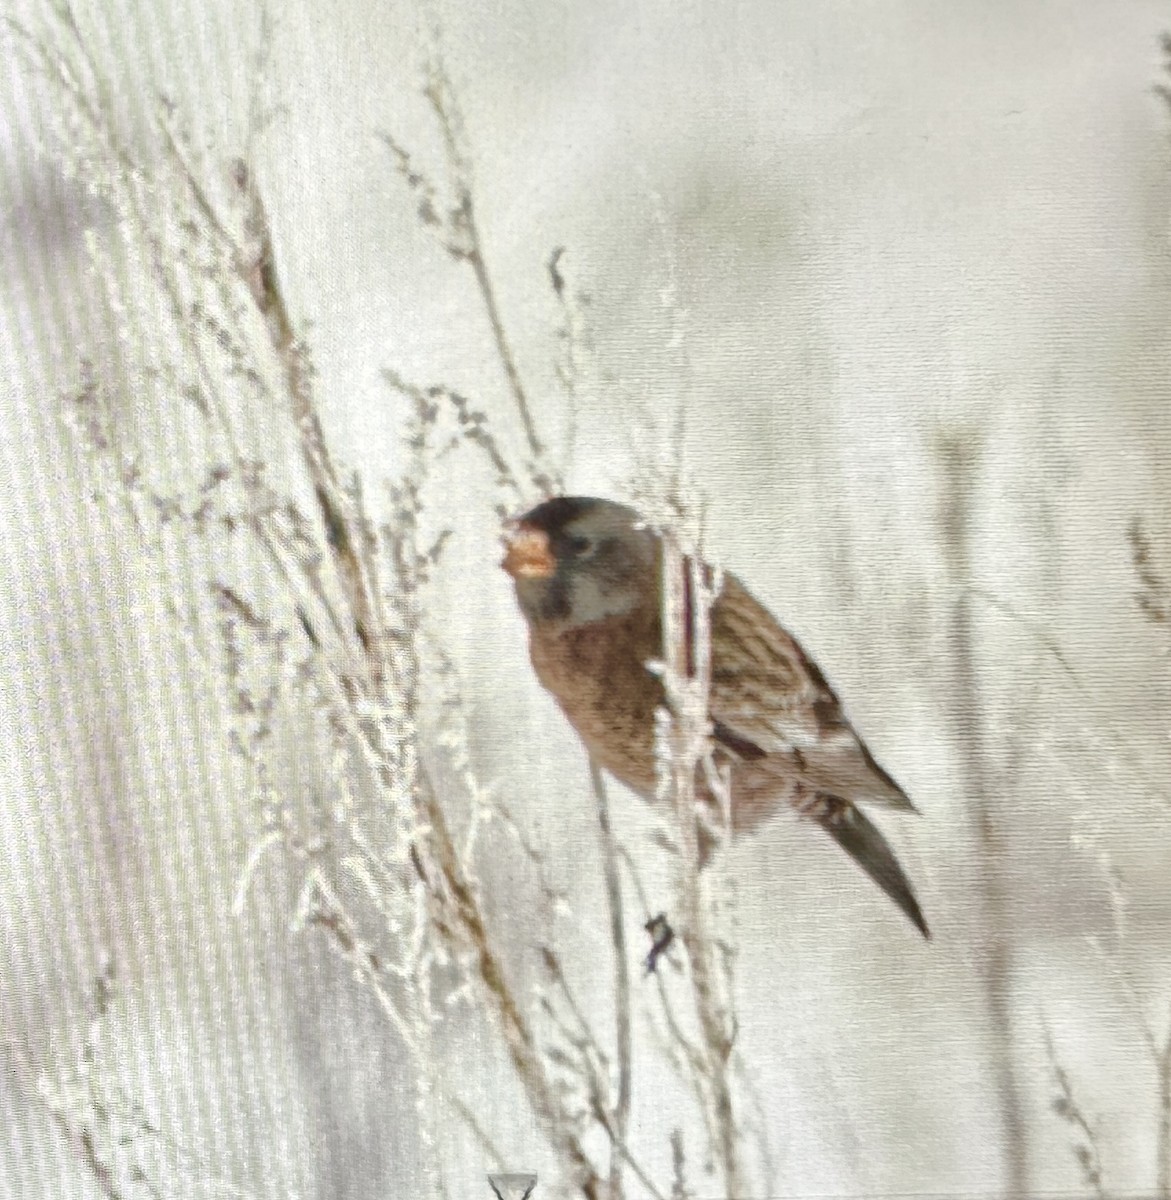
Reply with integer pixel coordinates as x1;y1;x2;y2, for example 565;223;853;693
22;7;363;671
669;1129;689;1200
547;247;582;483
968;588;1168;803
1159;1018;1171;1200
616;834;744;1197
659;538;744;1200
296;431;627;1199
463;204;542;467
422;59;553;491
329;581;606;1199
1042;1021;1107;1199
301;871;509;1175
936;437;1027;1195
415;766;606;1200
1137;997;1171;1200
590;761;633;1200
616;842;717;1113
327;618;607;1198
1088;866;1171;1199
976;556;1171;1198
235;169;386;669
166;73;374;679
36;960;261;1200
27;10;736;1195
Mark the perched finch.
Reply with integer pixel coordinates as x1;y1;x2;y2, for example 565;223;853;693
501;496;929;938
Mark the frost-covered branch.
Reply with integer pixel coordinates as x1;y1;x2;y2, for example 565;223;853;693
653;526;745;1199
17;4;763;1195
977;510;1171;1197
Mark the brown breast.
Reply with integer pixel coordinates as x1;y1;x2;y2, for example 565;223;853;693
528;606;664;796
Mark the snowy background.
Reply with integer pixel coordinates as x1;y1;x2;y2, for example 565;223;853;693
2;1;1171;1196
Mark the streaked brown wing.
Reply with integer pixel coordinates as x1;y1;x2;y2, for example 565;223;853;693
708;574;914;810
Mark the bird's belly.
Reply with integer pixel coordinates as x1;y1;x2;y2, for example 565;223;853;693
544;668;661;796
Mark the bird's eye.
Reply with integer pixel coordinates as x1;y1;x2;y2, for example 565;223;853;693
568;534;596;557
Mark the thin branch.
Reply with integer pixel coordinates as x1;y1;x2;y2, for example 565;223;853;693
657;537;744;1198
936;432;1027;1195
421;60;547;479
591;762;632;1200
968;586;1167;805
1159;999;1171;1200
414;764;606;1200
1041;1019;1108;1200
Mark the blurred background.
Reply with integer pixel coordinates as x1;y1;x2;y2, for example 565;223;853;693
2;0;1171;1196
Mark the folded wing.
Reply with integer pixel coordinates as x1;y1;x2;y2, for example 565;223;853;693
708;574;915;812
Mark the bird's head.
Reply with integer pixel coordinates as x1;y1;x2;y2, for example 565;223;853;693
501;496;658;629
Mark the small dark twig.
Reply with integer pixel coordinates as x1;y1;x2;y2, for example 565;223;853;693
644;913;675;975
1128;515;1170;627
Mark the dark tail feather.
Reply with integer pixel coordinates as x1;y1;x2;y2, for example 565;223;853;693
818;801;930;938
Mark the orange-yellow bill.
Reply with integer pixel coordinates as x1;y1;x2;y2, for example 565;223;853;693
501;524;556;579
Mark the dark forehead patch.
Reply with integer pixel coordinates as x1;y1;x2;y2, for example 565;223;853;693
519;496;604;534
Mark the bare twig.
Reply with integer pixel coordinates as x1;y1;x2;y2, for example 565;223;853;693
1041;1020;1108;1199
1159;1001;1171;1200
591;762;633;1200
657;535;744;1198
935;429;1028;1195
380;47;561;499
547;246;586;480
35;958;260;1200
421;58;547;482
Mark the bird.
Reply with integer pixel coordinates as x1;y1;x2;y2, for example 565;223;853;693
501;495;929;938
